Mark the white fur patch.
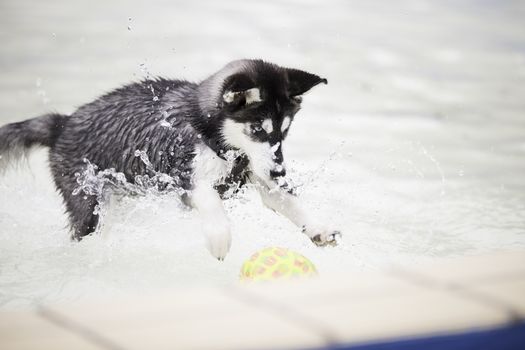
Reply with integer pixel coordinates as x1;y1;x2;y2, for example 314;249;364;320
245;88;261;104
221;120;278;184
222;91;235;103
222;88;262;105
271;142;280;155
262;119;273;133
281;116;291;133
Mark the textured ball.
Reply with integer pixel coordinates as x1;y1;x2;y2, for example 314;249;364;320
240;247;318;282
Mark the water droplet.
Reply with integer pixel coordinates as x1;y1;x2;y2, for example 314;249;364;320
153;96;159;102
159;120;171;128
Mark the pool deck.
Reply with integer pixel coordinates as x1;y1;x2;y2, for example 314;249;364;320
1;250;524;349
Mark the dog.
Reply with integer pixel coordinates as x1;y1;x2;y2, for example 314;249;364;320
0;59;341;260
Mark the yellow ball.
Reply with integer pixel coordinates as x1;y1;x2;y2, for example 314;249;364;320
240;247;318;282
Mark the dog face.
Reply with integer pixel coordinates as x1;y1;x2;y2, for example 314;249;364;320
212;60;327;187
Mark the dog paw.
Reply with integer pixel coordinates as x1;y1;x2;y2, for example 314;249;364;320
203;222;232;260
303;226;342;247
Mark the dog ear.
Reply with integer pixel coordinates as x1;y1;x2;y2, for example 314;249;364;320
286;68;327;96
221;73;261;108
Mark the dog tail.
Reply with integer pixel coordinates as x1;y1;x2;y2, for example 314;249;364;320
0;113;67;171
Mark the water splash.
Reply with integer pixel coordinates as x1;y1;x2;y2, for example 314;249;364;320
73;153;187;212
418;143;446;196
293;141;346;195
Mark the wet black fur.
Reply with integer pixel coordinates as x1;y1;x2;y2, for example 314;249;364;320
0;59;326;240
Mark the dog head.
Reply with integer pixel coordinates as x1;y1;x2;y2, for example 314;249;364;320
199;59;327;187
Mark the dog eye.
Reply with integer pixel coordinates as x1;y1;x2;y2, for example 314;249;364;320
251;124;263;133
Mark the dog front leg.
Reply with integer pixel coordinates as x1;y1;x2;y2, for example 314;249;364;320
190;180;232;260
254;177;341;246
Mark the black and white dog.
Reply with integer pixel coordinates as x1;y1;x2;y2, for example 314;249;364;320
0;59;340;259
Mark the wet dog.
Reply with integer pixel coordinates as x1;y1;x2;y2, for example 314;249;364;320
0;59;341;259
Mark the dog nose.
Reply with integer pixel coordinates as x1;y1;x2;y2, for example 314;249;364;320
270;167;286;179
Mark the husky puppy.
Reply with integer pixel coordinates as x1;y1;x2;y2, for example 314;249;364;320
0;59;340;259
